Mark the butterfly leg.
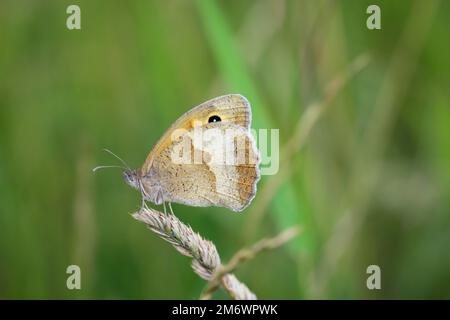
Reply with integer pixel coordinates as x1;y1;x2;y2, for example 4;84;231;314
162;201;167;215
168;202;174;215
141;197;150;212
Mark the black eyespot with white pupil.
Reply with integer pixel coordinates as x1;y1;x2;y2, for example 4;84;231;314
208;115;221;123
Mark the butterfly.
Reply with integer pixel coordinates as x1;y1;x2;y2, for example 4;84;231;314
99;94;260;213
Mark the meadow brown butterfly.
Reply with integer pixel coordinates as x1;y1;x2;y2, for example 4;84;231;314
123;94;260;212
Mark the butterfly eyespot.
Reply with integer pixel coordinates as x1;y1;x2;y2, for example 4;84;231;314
208;115;221;123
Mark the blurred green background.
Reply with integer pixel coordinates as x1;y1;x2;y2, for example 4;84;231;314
1;0;449;299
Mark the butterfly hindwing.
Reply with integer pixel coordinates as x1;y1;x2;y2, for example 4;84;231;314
147;123;260;212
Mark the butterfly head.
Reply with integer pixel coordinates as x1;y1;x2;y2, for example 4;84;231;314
123;169;140;190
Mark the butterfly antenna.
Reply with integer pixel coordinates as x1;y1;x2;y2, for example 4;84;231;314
102;148;131;170
92;165;127;173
